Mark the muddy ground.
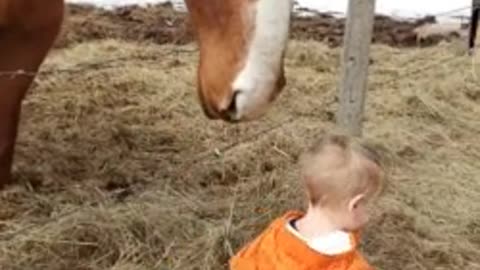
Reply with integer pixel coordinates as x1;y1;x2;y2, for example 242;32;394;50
56;2;440;49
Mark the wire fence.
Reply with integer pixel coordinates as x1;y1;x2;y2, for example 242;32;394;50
431;6;474;18
0;48;196;79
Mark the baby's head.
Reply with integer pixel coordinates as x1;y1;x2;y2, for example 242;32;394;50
299;133;385;232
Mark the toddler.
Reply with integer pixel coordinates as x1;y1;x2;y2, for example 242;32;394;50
230;133;385;270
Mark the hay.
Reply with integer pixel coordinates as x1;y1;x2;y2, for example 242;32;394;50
0;39;479;270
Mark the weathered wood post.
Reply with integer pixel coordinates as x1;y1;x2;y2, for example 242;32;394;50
469;0;480;55
337;0;376;137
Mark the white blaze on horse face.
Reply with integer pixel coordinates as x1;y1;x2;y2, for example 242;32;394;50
230;0;293;120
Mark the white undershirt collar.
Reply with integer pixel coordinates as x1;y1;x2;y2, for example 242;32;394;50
285;219;353;256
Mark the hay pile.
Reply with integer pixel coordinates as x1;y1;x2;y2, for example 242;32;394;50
0;38;479;269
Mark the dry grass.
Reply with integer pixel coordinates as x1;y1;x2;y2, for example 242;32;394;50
0;38;479;270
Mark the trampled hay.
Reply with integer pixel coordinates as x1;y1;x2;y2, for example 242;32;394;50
0;38;479;269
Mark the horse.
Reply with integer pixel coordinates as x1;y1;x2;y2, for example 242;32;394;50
0;0;294;188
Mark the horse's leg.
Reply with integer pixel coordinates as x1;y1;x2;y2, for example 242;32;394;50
0;0;64;188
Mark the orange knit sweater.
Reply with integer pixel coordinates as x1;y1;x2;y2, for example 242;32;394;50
230;211;374;270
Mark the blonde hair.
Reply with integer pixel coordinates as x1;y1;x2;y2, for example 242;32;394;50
299;133;385;207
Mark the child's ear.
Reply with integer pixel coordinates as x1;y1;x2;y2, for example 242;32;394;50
348;194;365;212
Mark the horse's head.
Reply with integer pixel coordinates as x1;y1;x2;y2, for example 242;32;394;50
185;0;293;122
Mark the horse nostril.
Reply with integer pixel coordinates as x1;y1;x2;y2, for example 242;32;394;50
220;90;240;122
228;91;239;112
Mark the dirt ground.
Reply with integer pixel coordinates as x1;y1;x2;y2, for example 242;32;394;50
55;3;441;49
0;3;480;270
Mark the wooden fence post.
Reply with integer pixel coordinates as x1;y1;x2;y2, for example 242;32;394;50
469;0;480;55
337;0;376;137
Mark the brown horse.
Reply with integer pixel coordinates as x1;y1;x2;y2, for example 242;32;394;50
0;0;294;187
